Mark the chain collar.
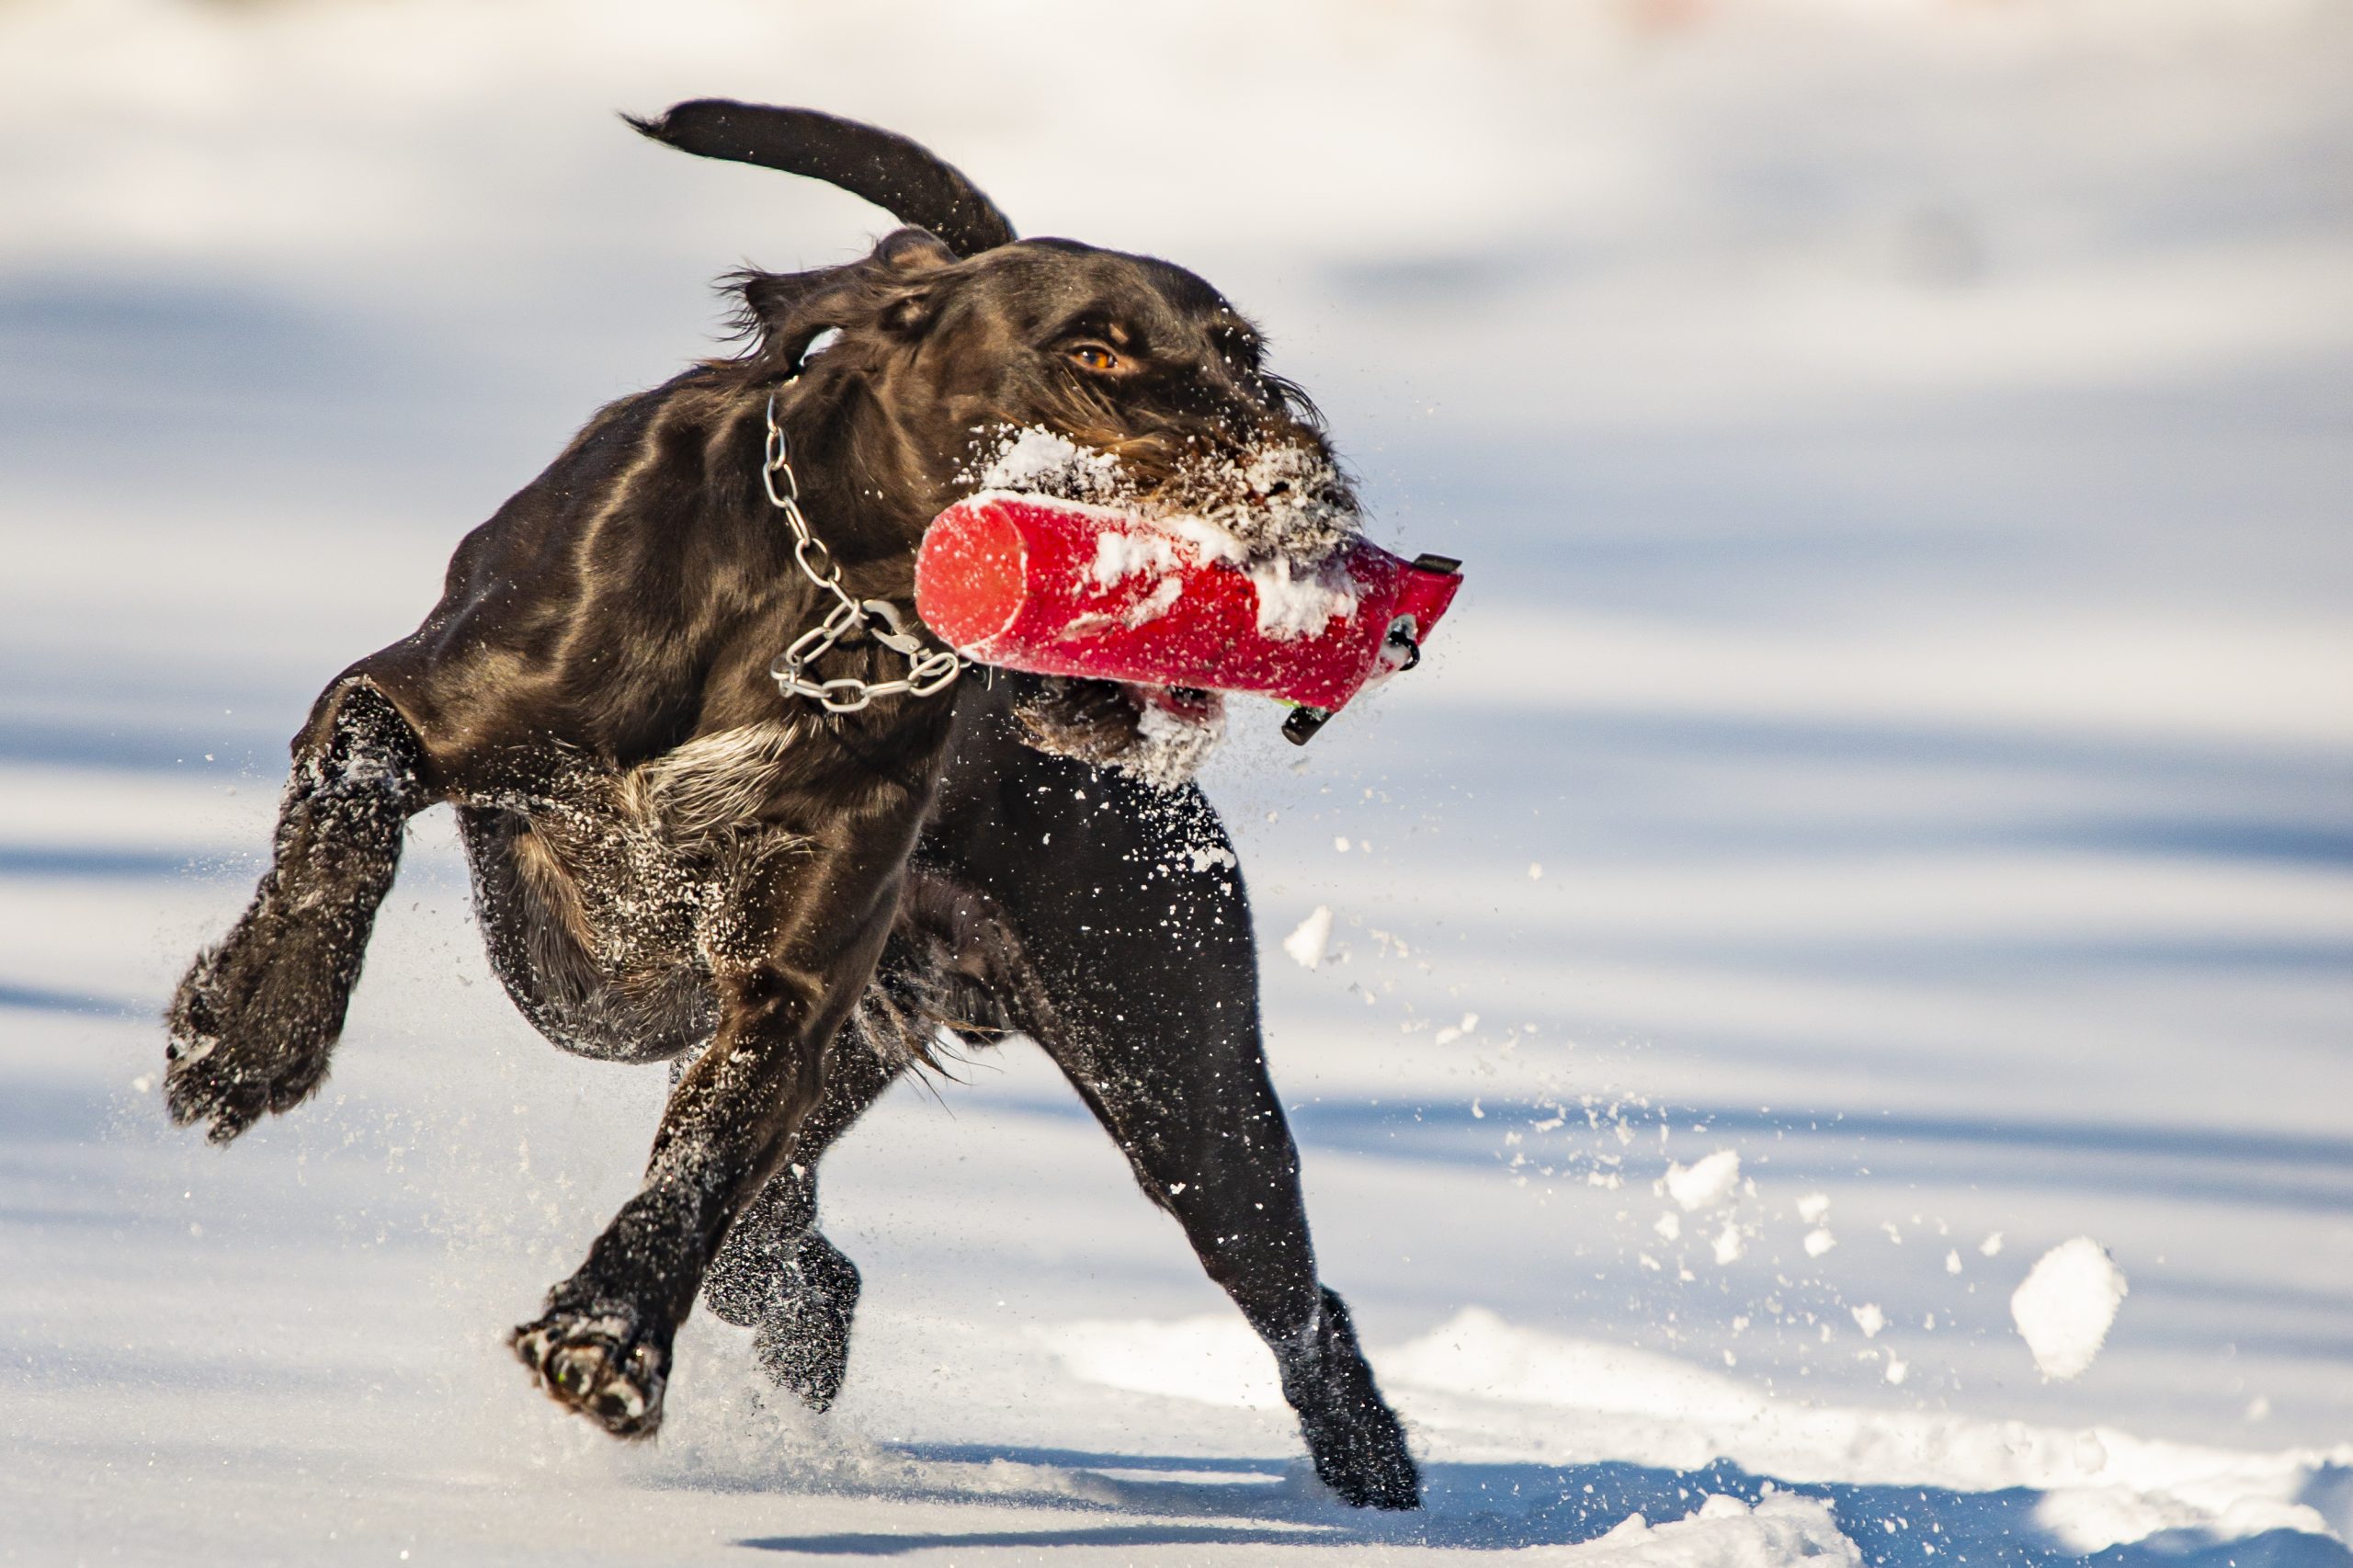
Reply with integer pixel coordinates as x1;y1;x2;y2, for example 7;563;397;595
762;390;964;713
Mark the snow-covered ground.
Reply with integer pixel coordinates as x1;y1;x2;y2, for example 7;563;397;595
3;2;2348;1563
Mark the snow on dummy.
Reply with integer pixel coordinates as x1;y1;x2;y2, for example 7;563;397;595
917;426;1463;785
2010;1236;2130;1379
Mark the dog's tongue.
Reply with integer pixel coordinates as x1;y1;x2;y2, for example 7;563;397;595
915;492;1461;742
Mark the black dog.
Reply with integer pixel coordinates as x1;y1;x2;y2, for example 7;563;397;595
163;101;1420;1510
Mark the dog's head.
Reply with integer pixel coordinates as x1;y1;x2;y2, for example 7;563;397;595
636;101;1358;780
637;101;1358;562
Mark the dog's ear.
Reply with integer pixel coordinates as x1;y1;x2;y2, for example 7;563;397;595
732;266;853;362
630;100;1016;258
870;228;957;338
729;229;957;365
874;227;957;274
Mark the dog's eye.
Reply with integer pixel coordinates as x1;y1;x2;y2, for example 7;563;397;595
1069;343;1120;372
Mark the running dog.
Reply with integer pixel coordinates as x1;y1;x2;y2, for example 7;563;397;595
164;101;1419;1509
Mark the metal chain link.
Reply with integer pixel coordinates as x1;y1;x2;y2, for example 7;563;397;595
761;391;964;713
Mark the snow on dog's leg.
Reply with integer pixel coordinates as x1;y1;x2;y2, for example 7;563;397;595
703;861;1036;1407
510;982;834;1438
709;1186;864;1411
511;823;915;1439
165;679;425;1142
701;1038;901;1411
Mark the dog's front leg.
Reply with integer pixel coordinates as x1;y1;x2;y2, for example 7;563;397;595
166;678;426;1142
509;833;907;1438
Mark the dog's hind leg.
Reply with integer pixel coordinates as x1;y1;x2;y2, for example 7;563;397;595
699;1032;900;1410
699;869;1023;1409
469;791;890;1408
508;811;927;1440
165;678;426;1142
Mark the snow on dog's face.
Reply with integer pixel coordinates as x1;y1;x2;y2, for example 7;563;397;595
971;428;1358;572
733;230;1356;784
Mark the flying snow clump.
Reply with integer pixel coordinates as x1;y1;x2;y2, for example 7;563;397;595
1664;1150;1741;1212
2010;1236;2129;1380
1282;905;1334;970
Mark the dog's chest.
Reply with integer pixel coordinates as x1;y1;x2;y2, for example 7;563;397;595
510;722;812;971
628;720;812;842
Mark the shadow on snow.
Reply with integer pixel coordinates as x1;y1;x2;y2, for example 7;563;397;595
729;1447;2353;1566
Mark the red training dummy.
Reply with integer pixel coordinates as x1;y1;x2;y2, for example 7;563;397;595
915;493;1461;743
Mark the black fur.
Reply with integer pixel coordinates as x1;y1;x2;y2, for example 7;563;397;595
165;101;1419;1510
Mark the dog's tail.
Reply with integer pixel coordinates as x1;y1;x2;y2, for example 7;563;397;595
627;100;1017;259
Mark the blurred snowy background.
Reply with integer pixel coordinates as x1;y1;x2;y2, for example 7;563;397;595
2;1;2347;1562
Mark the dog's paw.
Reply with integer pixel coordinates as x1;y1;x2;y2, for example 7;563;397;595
510;1303;670;1439
1300;1397;1421;1510
163;937;336;1144
706;1230;860;1413
1279;1289;1422;1510
751;1256;859;1413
